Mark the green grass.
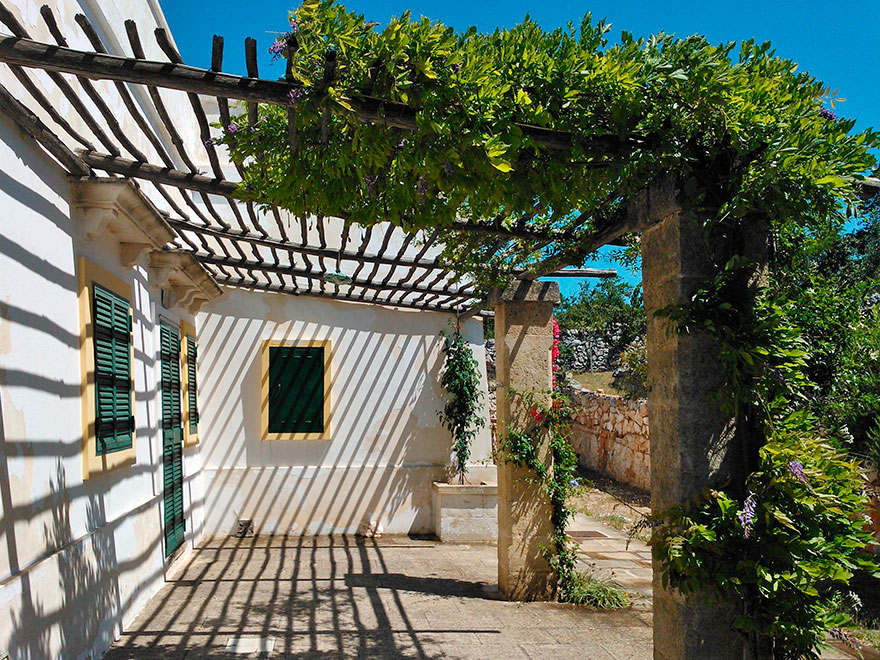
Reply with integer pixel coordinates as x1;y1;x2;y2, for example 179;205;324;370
579;505;651;543
570;371;623;396
562;571;631;609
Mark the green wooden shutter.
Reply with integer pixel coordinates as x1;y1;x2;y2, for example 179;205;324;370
93;284;133;455
160;324;182;439
186;336;198;434
161;323;185;556
268;346;324;434
163;440;185;555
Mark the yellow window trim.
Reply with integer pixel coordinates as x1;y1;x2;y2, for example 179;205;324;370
77;257;136;479
261;339;332;441
180;319;199;446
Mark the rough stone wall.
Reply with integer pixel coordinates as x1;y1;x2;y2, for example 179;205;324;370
488;329;621;377
558;328;621;372
566;383;650;491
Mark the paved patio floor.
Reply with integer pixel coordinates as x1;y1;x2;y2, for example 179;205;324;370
104;518;852;660
104;532;653;660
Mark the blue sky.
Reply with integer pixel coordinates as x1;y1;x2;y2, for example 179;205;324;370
161;0;879;298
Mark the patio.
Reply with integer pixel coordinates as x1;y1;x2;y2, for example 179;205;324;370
103;531;654;660
102;513;856;660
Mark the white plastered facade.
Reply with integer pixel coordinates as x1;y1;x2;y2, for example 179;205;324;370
0;1;491;658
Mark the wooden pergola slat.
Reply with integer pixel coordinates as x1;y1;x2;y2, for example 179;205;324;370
0;9;628;316
0;33;646;155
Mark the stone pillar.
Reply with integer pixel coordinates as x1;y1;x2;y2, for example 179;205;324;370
493;280;559;601
639;181;745;659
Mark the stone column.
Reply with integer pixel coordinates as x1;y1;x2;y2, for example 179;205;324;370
493;280;559;601
638;180;744;659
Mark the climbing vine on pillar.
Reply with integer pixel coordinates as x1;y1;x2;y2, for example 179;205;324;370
499;389;628;607
647;259;877;659
438;325;485;482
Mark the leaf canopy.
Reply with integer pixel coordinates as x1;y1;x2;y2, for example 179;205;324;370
219;0;879;285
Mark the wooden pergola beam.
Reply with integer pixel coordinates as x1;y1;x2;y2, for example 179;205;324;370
167;218;447;272
0;34;641;155
193;252;472;298
209;270;462;314
73;149;597;244
0;81;90;175
517;214;633;280
514;267;617;278
76;149;239;197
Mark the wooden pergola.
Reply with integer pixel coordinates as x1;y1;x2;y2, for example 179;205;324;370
0;3;634;316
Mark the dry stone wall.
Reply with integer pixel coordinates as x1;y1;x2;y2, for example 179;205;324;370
566;383;650;492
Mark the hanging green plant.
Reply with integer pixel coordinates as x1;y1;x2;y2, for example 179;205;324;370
438;325;485;483
217;0;878;289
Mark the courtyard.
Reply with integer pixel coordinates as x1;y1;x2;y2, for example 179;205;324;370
102;521;855;660
104;527;653;660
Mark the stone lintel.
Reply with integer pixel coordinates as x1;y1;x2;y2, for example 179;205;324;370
492;280;560;304
69;177;176;250
148;250;224;313
626;174;680;232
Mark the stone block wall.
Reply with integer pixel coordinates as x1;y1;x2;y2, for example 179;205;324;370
567;384;650;491
486;328;622;377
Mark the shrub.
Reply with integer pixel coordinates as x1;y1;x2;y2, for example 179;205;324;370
652;425;876;659
438;326;485;482
562;571;631;609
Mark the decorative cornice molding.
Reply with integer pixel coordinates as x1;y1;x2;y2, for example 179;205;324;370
147;250;223;313
69;178;175;260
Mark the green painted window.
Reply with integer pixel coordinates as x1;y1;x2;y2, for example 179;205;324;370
186;336;198;434
163;434;185;556
93;284;133;455
160;324;182;437
268;346;324;434
160;323;185;556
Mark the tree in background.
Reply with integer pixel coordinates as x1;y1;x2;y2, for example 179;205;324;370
771;202;880;456
554;278;645;358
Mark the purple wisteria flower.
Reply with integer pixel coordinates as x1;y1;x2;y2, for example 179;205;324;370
288;88;306;106
569;480;579;489
289;17;299;32
819;106;838;121
416;176;429;205
441;160;455;177
737;492;758;538
203;138;215;147
226;122;240;134
268;39;287;60
830;627;858;650
451;63;461;73
364;173;378;193
788;460;808;483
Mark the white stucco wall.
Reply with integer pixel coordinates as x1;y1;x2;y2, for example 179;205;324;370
197;288;493;536
0;3;208;659
0;1;493;658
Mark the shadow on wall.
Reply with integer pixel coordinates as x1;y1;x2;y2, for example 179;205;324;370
198;294;487;537
8;461;120;657
0;122;202;659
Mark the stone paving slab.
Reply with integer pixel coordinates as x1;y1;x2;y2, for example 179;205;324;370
104;535;653;659
102;520;858;659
